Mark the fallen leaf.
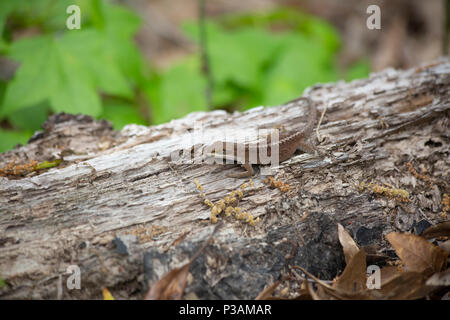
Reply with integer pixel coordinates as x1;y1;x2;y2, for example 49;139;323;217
422;221;450;239
144;223;223;300
295;266;369;300
144;263;191;300
294;266;336;300
386;232;448;275
333;249;367;294
337;223;360;264
426;269;450;287
294;286;313;300
306;281;324;300
369;271;432;300
439;239;450;254
315;281;336;300
255;281;281;300
379;266;401;286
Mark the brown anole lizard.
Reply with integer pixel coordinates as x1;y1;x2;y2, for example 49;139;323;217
207;97;317;178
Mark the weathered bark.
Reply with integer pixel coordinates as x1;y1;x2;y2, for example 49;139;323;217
0;58;449;299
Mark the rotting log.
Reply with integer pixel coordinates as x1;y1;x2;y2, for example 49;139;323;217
0;58;449;299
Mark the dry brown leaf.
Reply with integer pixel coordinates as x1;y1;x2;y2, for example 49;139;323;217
294;286;313;300
422;221;450;239
316;282;336;300
295;266;337;300
386;232;448;275
145;263;190;300
426;269;450;287
295;266;368;300
305;278;338;300
298;247;437;300
333;248;367;294
306;281;324;300
369;271;432;300
255;280;312;300
379;266;402;286
255;281;281;300
297;238;443;301
144;223;223;300
337;223;360;264
439;239;450;254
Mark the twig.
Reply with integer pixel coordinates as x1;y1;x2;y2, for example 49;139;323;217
198;0;214;109
316;102;327;142
444;0;449;55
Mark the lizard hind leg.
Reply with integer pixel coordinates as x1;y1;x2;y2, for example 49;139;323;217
226;163;254;178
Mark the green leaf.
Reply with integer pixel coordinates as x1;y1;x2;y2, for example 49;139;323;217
181;20;223;42
2;33;107;117
184;22;278;89
103;33;147;86
101;3;148;86
99;101;147;130
0;38;8;52
86;0;106;30
49;38;102;115
0;79;6;103
210;28;278;88
1;36;58;116
156;57;207;124
0;1;17;39
103;2;141;38
345;59;370;81
9;0;75;32
142;72;162;115
8;102;50;131
60;30;133;98
209;31;255;86
263;34;338;105
0;0;147;117
0;128;32;153
36;0;74;31
180;11;343;110
212;83;240;107
218;6;341;54
305;18;340;55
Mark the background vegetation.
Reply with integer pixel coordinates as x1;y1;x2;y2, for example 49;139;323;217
0;0;370;152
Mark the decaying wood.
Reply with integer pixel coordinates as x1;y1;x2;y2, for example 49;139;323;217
0;59;449;299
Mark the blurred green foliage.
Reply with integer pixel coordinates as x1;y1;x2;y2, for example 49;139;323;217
0;1;369;153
